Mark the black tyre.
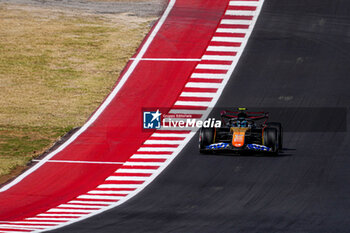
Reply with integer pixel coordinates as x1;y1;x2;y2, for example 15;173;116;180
263;127;278;154
199;127;215;153
267;122;283;150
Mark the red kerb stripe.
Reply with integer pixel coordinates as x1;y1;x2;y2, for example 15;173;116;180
214;32;245;38
149;136;186;140
204;51;237;56
228;6;257;11
188;78;223;83
194;69;228;74
114;173;152;177
223;15;253;20
209;41;242;47
183;87;218;93
199;60;233;65
140;144;179;148
219;24;249;29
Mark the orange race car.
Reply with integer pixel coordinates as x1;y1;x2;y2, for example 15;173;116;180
199;108;283;155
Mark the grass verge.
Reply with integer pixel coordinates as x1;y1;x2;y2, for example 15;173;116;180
0;4;156;182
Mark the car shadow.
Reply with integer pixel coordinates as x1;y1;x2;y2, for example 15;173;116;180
200;148;295;158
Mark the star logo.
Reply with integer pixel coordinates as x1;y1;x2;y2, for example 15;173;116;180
143;109;162;129
150;109;161;122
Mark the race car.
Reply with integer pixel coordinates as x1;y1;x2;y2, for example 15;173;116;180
199;108;283;155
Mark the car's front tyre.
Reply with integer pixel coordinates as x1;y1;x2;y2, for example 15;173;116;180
199;127;215;154
263;127;278;154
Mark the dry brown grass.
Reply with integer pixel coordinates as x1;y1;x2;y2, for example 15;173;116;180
0;3;156;180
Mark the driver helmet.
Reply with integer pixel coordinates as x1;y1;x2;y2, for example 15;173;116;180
237;112;248;127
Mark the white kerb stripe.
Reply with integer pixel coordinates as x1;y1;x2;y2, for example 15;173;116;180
47;208;93;213
207;46;239;52
229;1;259;6
225;10;256;16
78;195;121;200
88;190;131;195
202;55;235;61
130;154;170;159
26;217;75;221
191;73;226;79
0;224;44;229
216;28;248;33
3;221;62;224
96;184;140;189
68;200;114;205
38;213;82;216
106;176;146;181
117;168;158;173
212;37;245;43
168;109;208;115
220;19;251;25
143;140;182;145
151;133;190;137
137;147;176;152
123;161;164;166
175;101;211;106
185;82;222;88
58;204;105;209
180;92;216;98
0;226;44;231
196;64;231;70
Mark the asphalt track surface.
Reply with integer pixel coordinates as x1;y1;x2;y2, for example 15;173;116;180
50;0;350;232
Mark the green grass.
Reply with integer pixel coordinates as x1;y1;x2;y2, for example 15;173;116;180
0;125;74;176
0;4;156;180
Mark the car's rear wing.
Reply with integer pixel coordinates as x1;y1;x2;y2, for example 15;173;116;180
220;110;269;124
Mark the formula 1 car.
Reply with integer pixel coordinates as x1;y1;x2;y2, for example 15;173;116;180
199;108;283;155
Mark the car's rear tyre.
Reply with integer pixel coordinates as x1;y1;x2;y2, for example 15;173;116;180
199;127;215;154
263;127;278;154
267;122;283;150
